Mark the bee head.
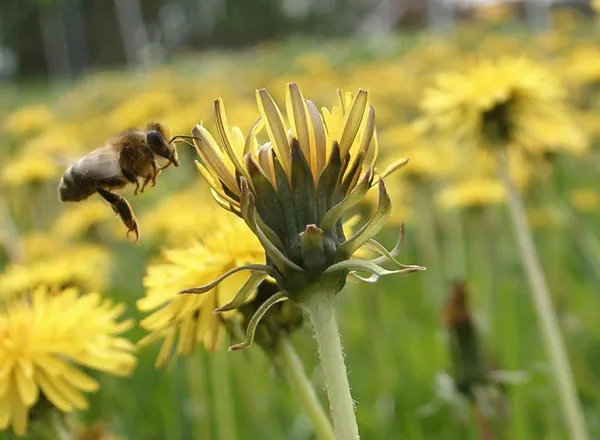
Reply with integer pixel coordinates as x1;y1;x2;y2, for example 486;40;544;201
146;122;180;167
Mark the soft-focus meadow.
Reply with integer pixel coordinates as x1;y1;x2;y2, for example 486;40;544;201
1;7;600;440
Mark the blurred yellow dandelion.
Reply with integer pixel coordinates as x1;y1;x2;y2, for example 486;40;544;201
139;184;213;245
570;188;599;213
0;286;135;436
20;232;67;262
137;213;264;366
421;56;586;154
1;153;61;187
53;201;114;239
437;178;506;209
0;245;111;301
107;90;174;132
4;105;56;137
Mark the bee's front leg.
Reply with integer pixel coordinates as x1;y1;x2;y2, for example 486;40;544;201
96;187;139;243
122;169;140;195
150;159;159;187
140;175;154;193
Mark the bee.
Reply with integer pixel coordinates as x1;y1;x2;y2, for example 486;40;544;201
58;122;180;242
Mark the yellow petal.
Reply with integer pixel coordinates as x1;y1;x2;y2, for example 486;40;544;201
192;125;238;195
256;89;291;175
257;143;275;186
338;89;369;158
285;83;311;166
37;369;73;412
214;99;253;187
52;375;88;410
156;328;176;368
61;363;99;393
243;118;264;156
0;390;11;429
9;386;27;436
305;100;327;178
14;368;38;406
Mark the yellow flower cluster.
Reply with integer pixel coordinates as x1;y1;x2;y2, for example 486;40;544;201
0;287;136;436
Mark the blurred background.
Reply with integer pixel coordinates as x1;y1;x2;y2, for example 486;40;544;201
1;0;600;439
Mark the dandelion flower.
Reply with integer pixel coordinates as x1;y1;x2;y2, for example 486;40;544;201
1;153;61;187
137;213;264;366
183;82;423;439
0;287;136;436
569;188;599;213
421;56;586;155
4;105;55;137
437;178;506;209
107;90;173;132
183;82;421;329
139;184;214;245
0;245;111;301
53;201;114;239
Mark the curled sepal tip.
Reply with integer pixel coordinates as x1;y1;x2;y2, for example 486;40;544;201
319;167;373;233
371;157;410;188
335;178;391;261
324;258;426;279
228;291;289;351
178;264;274;294
213;272;268;313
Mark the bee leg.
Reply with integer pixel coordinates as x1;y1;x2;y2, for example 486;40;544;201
96;187;139;243
150;159;159;187
140;175;153;193
158;161;173;171
122;169;140;195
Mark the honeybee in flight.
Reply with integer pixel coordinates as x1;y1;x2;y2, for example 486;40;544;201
58;122;180;242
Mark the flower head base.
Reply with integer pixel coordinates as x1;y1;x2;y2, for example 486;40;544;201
180;83;424;350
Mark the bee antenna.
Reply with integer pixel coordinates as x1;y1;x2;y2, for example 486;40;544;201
169;135;203;145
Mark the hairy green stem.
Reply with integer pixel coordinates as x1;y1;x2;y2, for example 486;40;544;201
304;288;360;440
274;335;336;440
498;151;589;440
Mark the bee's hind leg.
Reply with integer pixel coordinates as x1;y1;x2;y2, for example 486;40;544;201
96;187;139;243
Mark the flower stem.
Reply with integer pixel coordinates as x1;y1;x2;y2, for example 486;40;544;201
274;335;336;440
497;151;589;440
304;288;360;440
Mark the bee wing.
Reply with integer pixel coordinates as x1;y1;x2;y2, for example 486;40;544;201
72;146;124;183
